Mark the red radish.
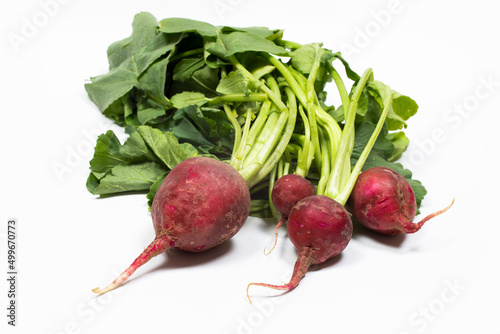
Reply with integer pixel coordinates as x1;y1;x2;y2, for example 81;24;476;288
272;174;316;219
247;195;352;301
265;174;316;254
92;156;250;294
348;166;454;235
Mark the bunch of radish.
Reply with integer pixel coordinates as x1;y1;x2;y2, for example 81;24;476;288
85;14;454;301
245;66;454;300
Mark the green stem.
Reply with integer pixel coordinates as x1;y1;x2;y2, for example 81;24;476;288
249;200;270;214
239;109;289;184
262;54;308;107
246;87;298;187
295;105;311;177
208;93;267;105
305;44;323;103
228;55;287;112
276;39;303;50
249;181;270;195
223;104;241;158
315;127;330;195
261;54;327;173
277;156;285;179
327;62;351;118
268;163;279;219
241;101;272;167
306;102;322;174
325;68;373;199
265;74;281;99
286;143;300;157
230;108;253;170
335;84;392;206
315;105;341;150
169;48;205;62
243;111;280;168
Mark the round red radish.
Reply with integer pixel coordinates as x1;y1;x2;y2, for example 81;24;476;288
287;195;352;264
348;166;453;235
272;174;316;219
93;156;250;294
247;195;352;299
265;174;316;254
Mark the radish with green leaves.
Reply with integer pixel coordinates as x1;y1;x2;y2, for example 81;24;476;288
89;16;308;294
84;13;439;299
247;54;397;299
91;76;296;294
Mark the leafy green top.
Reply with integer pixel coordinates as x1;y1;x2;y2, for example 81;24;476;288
85;12;426;217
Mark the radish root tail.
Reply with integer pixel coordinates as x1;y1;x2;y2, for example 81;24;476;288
92;235;172;295
246;248;313;303
246;281;293;304
404;198;455;233
263;219;285;256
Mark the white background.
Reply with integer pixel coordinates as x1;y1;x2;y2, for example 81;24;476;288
2;0;499;333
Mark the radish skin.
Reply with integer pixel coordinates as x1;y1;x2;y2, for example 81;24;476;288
272;174;316;220
93;157;250;294
247;195;352;302
265;174;316;255
348;167;454;235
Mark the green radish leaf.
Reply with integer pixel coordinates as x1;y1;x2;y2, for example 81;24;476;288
389;91;419;130
291;43;333;75
367;81;419;130
171;92;208;109
86;12;180;118
85;57;140;113
87;162;166;195
173;57;206;82
137;108;167;125
85;37;177;116
167;105;234;155
351;122;394;162
131;32;182;74
87;125;199;196
137;126;198;169
387;131;410;161
89;130;157;173
331;52;361;82
146;172;169;209
107;12;160;70
216;70;254;94
138;57;171;110
219;25;284;41
168;64;220;97
206;30;290;59
158;17;218;37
